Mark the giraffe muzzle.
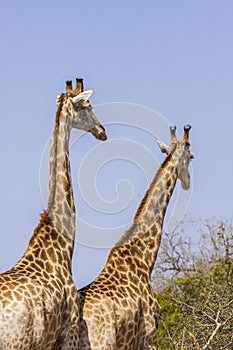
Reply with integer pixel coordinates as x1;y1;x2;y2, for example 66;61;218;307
91;125;107;141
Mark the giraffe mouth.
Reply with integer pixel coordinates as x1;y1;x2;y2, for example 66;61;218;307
91;125;107;141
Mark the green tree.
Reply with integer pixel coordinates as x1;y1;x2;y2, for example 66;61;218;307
153;218;233;349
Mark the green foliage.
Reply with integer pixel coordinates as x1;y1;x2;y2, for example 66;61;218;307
152;218;233;349
156;259;233;349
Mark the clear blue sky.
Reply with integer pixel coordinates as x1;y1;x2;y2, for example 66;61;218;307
0;0;233;288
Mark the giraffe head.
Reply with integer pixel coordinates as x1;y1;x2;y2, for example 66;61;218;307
157;125;193;190
56;78;107;141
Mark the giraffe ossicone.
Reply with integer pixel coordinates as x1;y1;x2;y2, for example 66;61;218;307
0;77;107;349
78;125;193;350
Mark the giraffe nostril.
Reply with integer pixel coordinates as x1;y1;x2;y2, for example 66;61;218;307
91;126;107;141
99;129;107;141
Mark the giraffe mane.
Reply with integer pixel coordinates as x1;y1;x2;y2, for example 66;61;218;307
134;154;172;220
55;93;65;128
25;210;52;249
115;153;172;246
34;210;51;235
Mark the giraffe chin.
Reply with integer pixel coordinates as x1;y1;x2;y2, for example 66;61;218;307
181;180;190;190
97;132;107;141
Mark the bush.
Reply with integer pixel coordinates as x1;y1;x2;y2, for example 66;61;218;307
153;218;233;349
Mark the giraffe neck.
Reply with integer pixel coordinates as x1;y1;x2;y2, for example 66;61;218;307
47;98;76;239
112;154;177;277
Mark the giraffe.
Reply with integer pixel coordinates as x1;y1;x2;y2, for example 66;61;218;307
0;78;107;350
78;125;193;349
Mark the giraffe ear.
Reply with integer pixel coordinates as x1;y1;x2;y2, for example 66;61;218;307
72;90;93;104
157;140;169;154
